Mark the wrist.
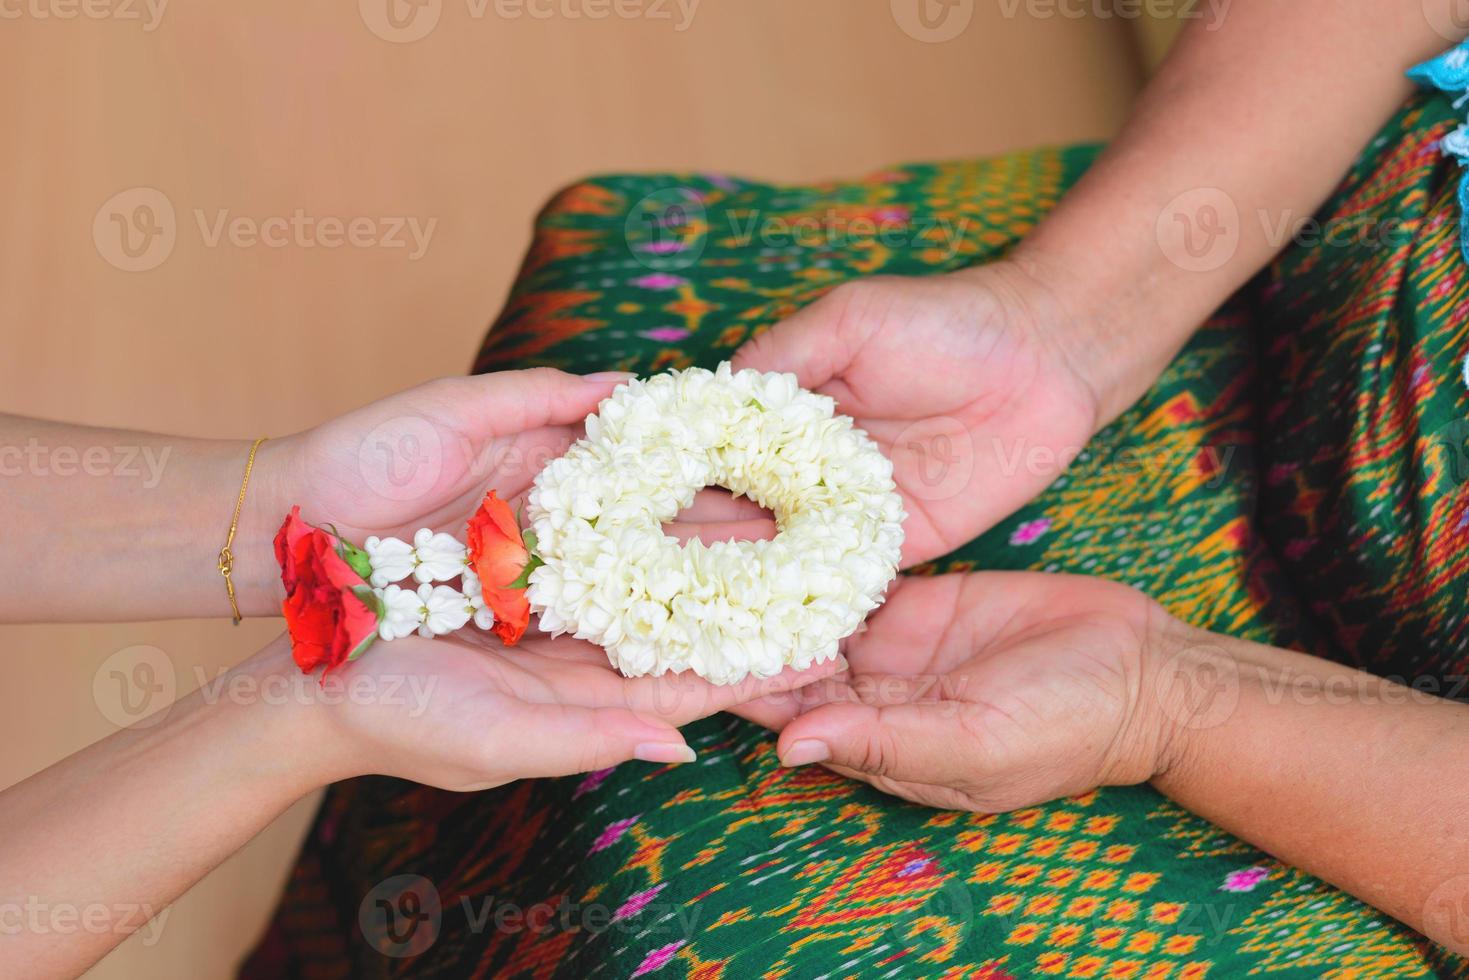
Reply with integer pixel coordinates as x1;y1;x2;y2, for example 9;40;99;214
1094;603;1249;790
216;635;366;788
228;435;298;619
948;253;1146;433
1004;234;1197;429
1139;622;1259;797
141;636;345;801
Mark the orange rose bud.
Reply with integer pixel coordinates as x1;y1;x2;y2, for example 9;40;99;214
466;491;533;645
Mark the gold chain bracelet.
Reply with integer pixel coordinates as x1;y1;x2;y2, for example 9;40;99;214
218;436;269;625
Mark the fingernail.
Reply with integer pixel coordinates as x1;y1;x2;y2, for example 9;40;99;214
584;371;637;383
780;739;830;767
634;742;696;764
835;654;850;672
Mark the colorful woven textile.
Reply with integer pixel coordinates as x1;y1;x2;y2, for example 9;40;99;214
243;91;1469;979
1409;40;1469;263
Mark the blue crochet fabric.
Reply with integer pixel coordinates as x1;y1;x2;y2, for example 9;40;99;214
1409;41;1469;262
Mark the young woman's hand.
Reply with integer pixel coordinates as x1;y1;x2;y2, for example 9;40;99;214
731;264;1108;567
262;367;626;551
1;369;636;624
257;631;839;792
735;572;1193;813
0;631;836;978
244;368;766;615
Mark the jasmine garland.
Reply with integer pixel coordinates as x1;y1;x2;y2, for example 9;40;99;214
526;363;905;684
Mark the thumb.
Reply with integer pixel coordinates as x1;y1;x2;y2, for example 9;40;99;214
775;700;973;785
462;368;636;434
731;289;860;390
514;704;694;778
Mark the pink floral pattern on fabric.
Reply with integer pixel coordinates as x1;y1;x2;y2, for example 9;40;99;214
631;941;686;977
642;327;690;342
573;767;614;799
589;816;639;855
613;883;666;922
1221;867;1270;893
1009;517;1051;546
631;273;686;290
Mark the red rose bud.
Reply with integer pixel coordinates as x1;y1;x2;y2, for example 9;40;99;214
274;506;381;674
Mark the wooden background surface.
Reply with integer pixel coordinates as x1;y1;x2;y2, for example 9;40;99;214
0;3;1171;975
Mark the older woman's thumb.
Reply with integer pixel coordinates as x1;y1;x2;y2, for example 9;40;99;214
775;701;971;786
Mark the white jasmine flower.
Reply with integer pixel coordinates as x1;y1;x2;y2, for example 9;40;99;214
417;583;471;637
412;528;469;583
461;568;496;631
526;362;904;684
365;535;416;588
375;583;424;641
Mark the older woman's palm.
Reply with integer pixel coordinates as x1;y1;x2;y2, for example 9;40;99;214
739;572;1176;813
733;267;1100;567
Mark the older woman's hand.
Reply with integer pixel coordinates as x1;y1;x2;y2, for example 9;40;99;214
736;572;1199;813
732;263;1120;567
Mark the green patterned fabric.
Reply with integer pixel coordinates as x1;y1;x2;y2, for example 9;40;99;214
243;92;1469;979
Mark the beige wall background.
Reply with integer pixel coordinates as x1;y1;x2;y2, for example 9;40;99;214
0;3;1180;977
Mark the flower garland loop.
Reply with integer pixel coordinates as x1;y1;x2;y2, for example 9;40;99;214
273;364;904;687
526;363;905;684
